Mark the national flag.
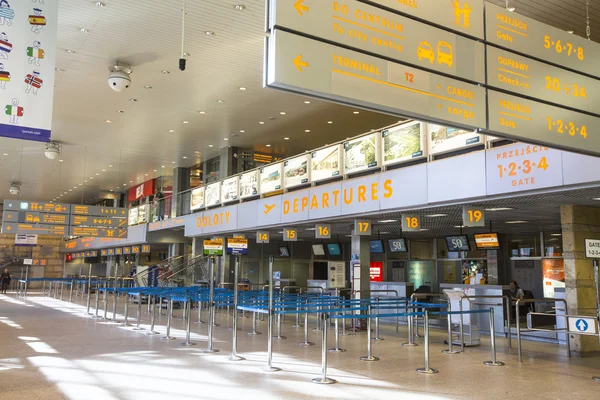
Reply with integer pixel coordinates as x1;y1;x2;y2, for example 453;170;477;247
0;39;12;53
25;74;43;88
28;16;47;26
26;47;44;59
5;105;24;117
0;71;10;82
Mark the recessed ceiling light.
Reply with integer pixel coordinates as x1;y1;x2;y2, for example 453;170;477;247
239;87;247;91
183;52;191;57
183;156;188;159
117;110;124;114
69;189;72;192
161;165;165;168
66;49;75;54
109;164;113;167
217;99;225;103
208;145;214;148
234;4;246;11
194;151;201;154
198;111;206;114
58;159;63;162
426;214;448;218
84;180;88;183
507;7;515;12
353;111;360;114
420;229;430;231
123;184;126;186
95;173;100;176
266;144;271;147
95;2;106;7
161;70;170;75
79;184;83;186
284;137;289;140
304;101;311;104
130;180;133;183
239;130;245;133
168;129;175;133
551;233;562;237
205;31;215;36
109;190;113;192
223;138;229;141
90;177;94;180
105;119;112;123
145;173;149;176
305;129;311;133
79;28;89;33
55;68;66;72
102;169;106;172
1;153;7;156
144;85;153;89
506;220;529;224
171;161;176;164
327;121;333;124
454;225;466;228
485;207;513;211
567;30;574;34
153;169;157;172
378;220;398;223
305;228;316;231
182;120;189;124
259;121;265;124
280;112;286;115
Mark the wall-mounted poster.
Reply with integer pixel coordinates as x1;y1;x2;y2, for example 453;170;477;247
284;154;310;189
190;187;205;211
205;182;221;207
128;207;138;226
344;133;379;174
260;163;283;194
221;176;239;203
428;124;483;155
382;121;425;166
239;170;259;199
542;259;565;299
311;144;342;183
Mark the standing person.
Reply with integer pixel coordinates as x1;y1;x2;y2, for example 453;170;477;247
0;268;11;294
154;190;165;221
510;280;524;301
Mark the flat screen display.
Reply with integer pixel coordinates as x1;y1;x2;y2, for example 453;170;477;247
446;235;471;252
388;238;408;253
474;233;500;250
370;240;385;254
312;244;325;256
327;243;341;256
279;246;290;257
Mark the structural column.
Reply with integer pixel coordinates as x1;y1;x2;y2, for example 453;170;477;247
561;205;600;355
350;232;371;300
171;167;191;218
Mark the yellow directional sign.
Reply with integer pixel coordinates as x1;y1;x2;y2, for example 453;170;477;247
294;0;308;16
293;55;308;72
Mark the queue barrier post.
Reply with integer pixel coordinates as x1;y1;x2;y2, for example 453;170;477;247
229;255;245;362
94;284;101;319
360;306;379;362
298;298;314;347
85;266;93;315
147;295;160;335
373;297;384;341
180;299;196;347
312;313;337;385
161;298;176;340
416;310;438;374
122;292;131;327
102;281;109;320
69;280;74;303
201;257;219;353
442;304;460;355
132;292;144;330
403;304;418;347
265;256;281;372
112;265;119;322
329;300;345;353
60;281;64;301
484;307;505;367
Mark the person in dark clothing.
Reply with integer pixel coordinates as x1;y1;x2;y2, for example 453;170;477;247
0;268;11;294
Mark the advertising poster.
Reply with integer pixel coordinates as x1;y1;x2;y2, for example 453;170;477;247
328;261;346;288
369;261;383;282
239;170;259;199
137;205;147;224
382;121;425;165
190;187;205;211
443;261;458;283
311;144;341;182
0;1;58;142
260;162;283;194
344;133;379;174
428;124;483;155
221;176;239;203
205;182;221;207
284;154;309;188
128;207;138;226
542;259;565;298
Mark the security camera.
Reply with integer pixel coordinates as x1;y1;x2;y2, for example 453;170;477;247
9;183;20;195
108;64;133;92
45;142;60;160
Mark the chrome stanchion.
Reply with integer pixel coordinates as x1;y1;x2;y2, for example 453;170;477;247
132;292;144;330
442;304;459;355
86;266;93;315
229;256;245;361
459;300;465;353
292;296;302;328
414;303;423;338
299;299;314;347
180;299;196;346
102;281;109;320
69;280;74;303
23;265;29;297
42;279;46;297
112;265;119;322
195;300;203;324
484;307;505;366
417;310;438;374
328;314;346;353
161;298;176;340
122;292;131;327
274;311;287;340
265;255;280;372
60;282;64;301
373;297;384;341
403;304;418;347
147;295;160;335
201;257;218;353
94;283;102;319
360;306;379;361
312;314;337;385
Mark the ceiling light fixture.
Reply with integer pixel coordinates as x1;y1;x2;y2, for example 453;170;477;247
280;112;286;115
171;161;176;164
485;207;513;211
182;120;189;124
327;121;333;124
66;49;75;54
95;173;100;176
153;169;157;172
55;68;65;72
58;159;63;162
199;111;206;114
161;165;165;168
217;99;225;103
420;229;430;231
183;156;188;159
208;145;214;148
266;144;271;147
79;28;89;33
305;129;311;133
117;110;124;114
304;101;311;104
161;70;170;75
259;121;265;124
353;111;360;114
95;2;106;7
378;220;398;223
144;85;153;89
109;164;113;167
239;87;247;91
168;129;175;133
234;4;246;10
426;214;448;218
551;233;562;237
506;220;529;224
223;138;228;141
102;169;106;172
105;119;112;123
567;30;574;34
129;98;137;102
205;31;215;36
284;137;289;140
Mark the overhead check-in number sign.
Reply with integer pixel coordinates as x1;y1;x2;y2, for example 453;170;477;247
257;231;270;244
402;214;421;232
270;0;485;83
487;90;600;156
267;30;487;132
354;220;371;236
315;224;331;239
283;228;298;242
585;239;600;258
462;206;485;227
485;3;600;80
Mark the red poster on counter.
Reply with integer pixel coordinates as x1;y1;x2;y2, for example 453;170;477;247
370;261;383;282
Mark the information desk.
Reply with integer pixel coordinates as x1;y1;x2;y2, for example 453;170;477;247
440;283;509;335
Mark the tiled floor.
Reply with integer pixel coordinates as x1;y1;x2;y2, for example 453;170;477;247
1;291;599;400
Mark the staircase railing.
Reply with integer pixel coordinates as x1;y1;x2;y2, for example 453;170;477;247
157;254;210;287
131;254;185;287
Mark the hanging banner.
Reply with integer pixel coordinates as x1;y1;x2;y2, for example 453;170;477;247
0;0;58;142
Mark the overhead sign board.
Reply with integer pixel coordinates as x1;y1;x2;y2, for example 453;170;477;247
15;234;37;247
567;316;598;335
283;228;298;242
3;200;70;213
462;206;485;227
3;210;68;225
69;226;127;238
69;215;128;228
267;30;487;132
71;205;128;218
585;239;600;259
227;238;249;255
402;214;421;232
256;231;270;244
487;90;599;156
315;224;331;239
486;46;599;115
270;0;485;83
367;0;484;39
204;239;224;256
485;2;600;79
142;245;151;253
354;219;371;236
1;222;66;235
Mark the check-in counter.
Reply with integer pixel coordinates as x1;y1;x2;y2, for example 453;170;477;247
369;282;414;300
440;283;509;335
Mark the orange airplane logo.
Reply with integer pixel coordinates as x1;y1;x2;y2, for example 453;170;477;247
264;204;276;215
